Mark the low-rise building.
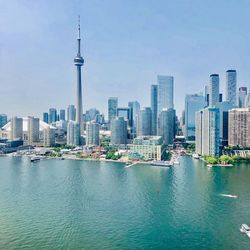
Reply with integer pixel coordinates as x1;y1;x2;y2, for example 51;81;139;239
129;136;163;161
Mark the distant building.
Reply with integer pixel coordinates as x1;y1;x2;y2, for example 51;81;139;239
158;108;176;145
157;75;174;115
108;97;118;124
245;92;250;108
43;112;49;124
128;101;140;137
67;105;76;121
238;87;247;108
228;108;250;147
195;107;220;156
0;114;7;128
184;94;206;140
49;108;57;124
1;117;55;147
59;109;66;121
111;117;127;145
216;102;233;147
27;117;40;145
10;117;23;140
225;70;237;106
138;107;152;136
67;121;80;146
129;136;163;161
151;84;158;135
117;107;133;128
86;121;100;146
209;74;220;107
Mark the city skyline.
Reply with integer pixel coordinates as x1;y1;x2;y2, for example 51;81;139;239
1;1;250;118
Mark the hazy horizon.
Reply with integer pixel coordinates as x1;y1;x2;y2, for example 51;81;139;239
1;0;250;119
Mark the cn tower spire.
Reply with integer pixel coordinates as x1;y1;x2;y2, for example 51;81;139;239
74;16;84;142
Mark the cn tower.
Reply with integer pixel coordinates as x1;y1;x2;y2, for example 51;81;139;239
74;16;84;135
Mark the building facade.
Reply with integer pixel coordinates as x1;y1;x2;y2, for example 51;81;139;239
108;97;118;124
129;136;163;161
10;117;23;140
209;74;220;107
157;75;174;115
158;108;176;145
0;114;7;128
195;107;220;156
225;70;237;106
184;94;206;140
111;117;127;145
67;121;80;146
67;105;76;121
238;87;247;108
151;84;158;135
228;108;250;147
86;121;100;146
27;117;40;145
138;107;152;136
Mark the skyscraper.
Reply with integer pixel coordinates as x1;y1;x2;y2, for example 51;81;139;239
74;17;84;136
49;108;57;124
128;101;140;136
195;107;220;156
67;105;76;121
158;108;176;145
108;97;118;124
138;107;152;136
0;114;7;128
59;109;66;121
10;117;23;140
238;87;247;108
86;121;100;146
67;121;80;146
151;85;158;135
184;94;206;140
245;92;250;108
225;70;237;106
43;112;49;124
111;117;127;145
43;127;55;147
209;74;220;107
157;75;174;115
27;116;40;145
228;108;250;147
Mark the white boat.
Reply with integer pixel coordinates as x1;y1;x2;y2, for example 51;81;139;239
240;224;250;238
220;194;238;198
192;153;200;159
30;156;41;162
151;160;173;167
173;161;180;165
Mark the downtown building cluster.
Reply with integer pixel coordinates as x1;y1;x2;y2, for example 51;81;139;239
1;22;250;160
181;70;250;157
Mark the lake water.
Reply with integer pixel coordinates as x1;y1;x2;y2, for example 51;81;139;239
0;156;250;249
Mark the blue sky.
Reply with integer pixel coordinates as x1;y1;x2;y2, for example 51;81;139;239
1;0;250;118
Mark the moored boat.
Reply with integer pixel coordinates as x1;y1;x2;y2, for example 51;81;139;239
151;160;173;167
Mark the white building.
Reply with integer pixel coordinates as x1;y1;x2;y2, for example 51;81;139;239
195;107;220;156
67;121;80;146
129;136;163;161
1;117;56;146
